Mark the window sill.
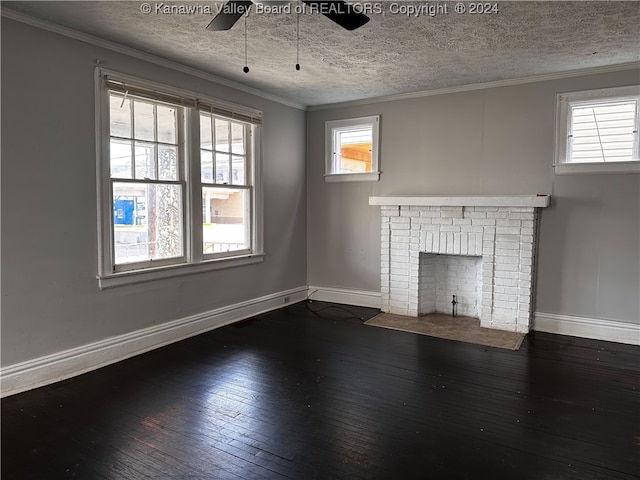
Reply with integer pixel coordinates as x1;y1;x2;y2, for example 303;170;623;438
554;162;639;175
98;253;265;289
324;172;381;183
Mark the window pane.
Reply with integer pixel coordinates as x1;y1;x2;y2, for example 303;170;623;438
337;126;373;173
201;149;213;183
231;122;245;154
215;118;230;152
216;153;230;184
134;100;155;141
113;182;183;265
157;105;177;144
200;114;212;150
110;95;131;138
158;145;178;181
570;101;637;163
134;142;156;180
110;139;132;179
202;187;249;255
232;156;246;185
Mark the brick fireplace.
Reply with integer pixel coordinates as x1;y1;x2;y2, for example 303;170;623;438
370;196;551;333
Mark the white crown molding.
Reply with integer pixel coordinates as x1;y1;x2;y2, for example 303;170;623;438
0;286;308;397
308;62;640;111
533;312;640;346
0;8;306;111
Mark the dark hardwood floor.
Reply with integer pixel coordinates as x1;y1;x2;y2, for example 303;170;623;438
2;301;639;479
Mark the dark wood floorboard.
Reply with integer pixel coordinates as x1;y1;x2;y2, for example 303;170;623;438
2;301;639;479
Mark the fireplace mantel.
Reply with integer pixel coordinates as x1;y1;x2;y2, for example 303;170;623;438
369;195;550;208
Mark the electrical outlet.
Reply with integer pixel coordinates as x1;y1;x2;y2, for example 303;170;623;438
283;296;290;304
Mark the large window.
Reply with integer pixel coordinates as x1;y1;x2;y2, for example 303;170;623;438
555;85;639;174
325;116;380;182
97;70;263;288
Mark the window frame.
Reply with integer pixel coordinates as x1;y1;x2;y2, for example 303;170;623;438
325;115;380;182
95;68;264;289
554;85;640;175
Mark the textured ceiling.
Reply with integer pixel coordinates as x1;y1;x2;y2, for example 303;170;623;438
3;1;640;106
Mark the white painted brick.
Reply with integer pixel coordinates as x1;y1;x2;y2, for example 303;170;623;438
474;207;499;212
440;207;464;219
503;286;520;295
461;226;484;234
440;225;461;233
496;234;520;242
465;211;487;218
460;233;468;255
521;220;534;228
495;248;519;257
381;206;400;216
475;234;483;255
520;234;534;244
446;233;455;254
509;212;535;221
391;235;410;244
495;271;519;279
401;209;420;217
520;243;533;254
521;227;534;236
508;207;534;213
389;222;410;230
454;233;461;254
520;257;532;266
468;234;477;255
496;241;519;250
495;263;519;272
390;288;410;297
486;212;510;219
471;218;497;227
432;218;454;225
495;277;518;287
453;218;472;226
420;210;441;218
496;226;521;235
493;307;517;318
496;219;521;227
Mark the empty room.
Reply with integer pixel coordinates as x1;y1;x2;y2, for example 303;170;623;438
1;1;638;479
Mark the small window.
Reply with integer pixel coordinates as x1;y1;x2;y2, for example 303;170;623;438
325;116;380;182
555;86;639;174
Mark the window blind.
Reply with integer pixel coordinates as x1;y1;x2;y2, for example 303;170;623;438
569;100;638;163
104;77;262;125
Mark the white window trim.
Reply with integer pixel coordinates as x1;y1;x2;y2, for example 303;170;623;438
95;68;264;289
554;85;640;175
325;115;380;182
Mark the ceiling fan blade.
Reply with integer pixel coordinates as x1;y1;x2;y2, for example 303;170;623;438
302;1;369;30
206;0;254;31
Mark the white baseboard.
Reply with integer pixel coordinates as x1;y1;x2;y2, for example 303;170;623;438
533;312;640;346
0;286;308;398
307;285;381;309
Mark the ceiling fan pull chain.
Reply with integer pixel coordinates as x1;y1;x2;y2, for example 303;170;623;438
243;16;249;73
295;11;300;71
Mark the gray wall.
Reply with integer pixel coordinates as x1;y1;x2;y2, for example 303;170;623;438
307;70;639;325
1;19;307;366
